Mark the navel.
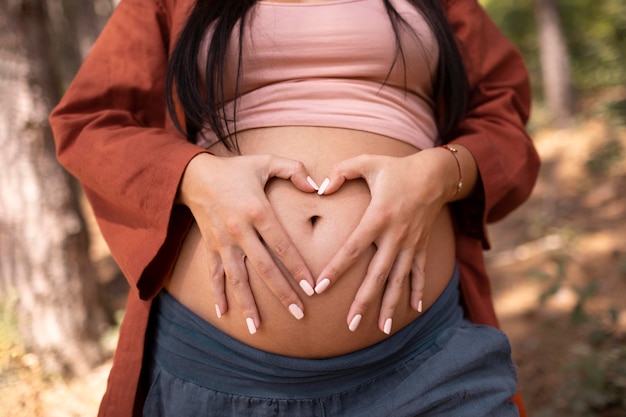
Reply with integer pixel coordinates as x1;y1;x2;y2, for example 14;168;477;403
309;215;321;227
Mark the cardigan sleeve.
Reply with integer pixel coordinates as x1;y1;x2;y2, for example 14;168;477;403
443;0;541;248
49;0;204;298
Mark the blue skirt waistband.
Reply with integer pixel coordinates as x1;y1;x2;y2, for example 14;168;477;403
149;264;462;399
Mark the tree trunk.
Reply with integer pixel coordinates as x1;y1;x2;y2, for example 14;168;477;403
0;0;111;376
533;0;574;127
45;0;112;91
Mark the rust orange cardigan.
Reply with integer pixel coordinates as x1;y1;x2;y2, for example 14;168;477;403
49;0;540;415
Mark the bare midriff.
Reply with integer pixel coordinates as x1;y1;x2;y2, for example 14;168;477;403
165;126;456;358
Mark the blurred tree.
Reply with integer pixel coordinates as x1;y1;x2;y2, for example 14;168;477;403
0;0;113;376
481;0;626;118
533;0;574;126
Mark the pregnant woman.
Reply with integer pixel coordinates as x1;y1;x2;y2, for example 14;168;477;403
50;0;540;415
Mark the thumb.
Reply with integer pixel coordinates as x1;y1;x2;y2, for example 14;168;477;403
319;154;376;195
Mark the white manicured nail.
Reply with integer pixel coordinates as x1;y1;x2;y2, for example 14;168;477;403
306;176;319;191
289;304;304;320
215;304;222;319
299;280;315;296
246;317;257;335
418;300;423;313
315;278;331;294
349;314;362;332
383;318;392;335
318;178;330;195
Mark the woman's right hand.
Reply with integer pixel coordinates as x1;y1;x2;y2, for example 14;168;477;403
177;152;318;334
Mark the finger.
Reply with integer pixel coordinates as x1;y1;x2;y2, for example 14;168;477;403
410;250;428;312
221;248;260;334
378;250;414;335
315;207;386;294
318;155;373;195
345;239;399;332
253;205;315;296
207;249;227;318
240;231;306;321
265;155;318;193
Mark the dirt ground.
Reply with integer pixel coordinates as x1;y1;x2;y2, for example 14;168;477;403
1;107;625;416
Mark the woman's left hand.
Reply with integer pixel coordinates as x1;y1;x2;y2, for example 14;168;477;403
314;148;460;334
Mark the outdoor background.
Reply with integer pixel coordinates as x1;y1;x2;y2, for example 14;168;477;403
0;0;624;416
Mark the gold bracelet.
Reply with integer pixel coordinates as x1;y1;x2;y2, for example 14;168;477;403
441;145;463;196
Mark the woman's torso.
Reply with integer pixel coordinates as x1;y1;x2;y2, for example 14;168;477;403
165;126;456;358
165;0;454;358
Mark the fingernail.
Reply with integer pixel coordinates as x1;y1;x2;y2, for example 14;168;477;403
418;300;423;313
349;314;362;332
246;317;257;335
315;278;331;294
306;176;319;191
289;304;304;320
383;318;392;335
318;178;330;195
299;280;315;296
215;304;222;319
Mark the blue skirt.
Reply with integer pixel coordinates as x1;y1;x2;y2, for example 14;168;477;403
143;266;519;416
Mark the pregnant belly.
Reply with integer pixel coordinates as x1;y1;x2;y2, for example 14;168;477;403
165;127;456;358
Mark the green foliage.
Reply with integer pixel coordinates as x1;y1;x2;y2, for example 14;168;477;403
601;98;626;126
529;253;626;416
530;253;597;323
554;334;626;416
480;0;626;96
584;97;626;178
585;138;624;178
561;0;626;91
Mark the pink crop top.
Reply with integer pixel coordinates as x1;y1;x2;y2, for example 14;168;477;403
197;0;440;150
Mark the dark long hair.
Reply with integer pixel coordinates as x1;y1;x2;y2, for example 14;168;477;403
166;0;468;151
